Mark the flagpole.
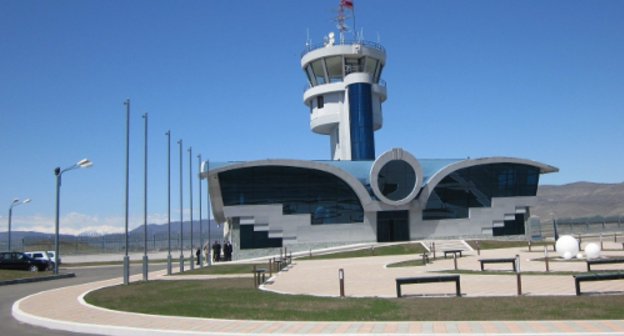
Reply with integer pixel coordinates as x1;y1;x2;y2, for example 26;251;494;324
352;3;356;40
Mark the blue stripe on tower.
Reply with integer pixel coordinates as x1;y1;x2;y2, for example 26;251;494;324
348;83;375;160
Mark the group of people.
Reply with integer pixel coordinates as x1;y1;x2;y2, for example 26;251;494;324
197;240;233;263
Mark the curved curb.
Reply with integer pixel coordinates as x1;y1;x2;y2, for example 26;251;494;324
0;272;75;286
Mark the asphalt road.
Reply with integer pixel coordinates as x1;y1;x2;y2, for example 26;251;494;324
1;263;167;336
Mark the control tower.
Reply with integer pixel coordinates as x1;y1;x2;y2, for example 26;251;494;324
301;33;387;161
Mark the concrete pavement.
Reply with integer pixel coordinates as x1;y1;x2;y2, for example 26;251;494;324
11;242;624;335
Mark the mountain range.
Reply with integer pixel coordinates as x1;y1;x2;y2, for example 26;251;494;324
532;182;624;221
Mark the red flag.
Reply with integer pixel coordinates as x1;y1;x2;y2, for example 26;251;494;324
341;0;353;9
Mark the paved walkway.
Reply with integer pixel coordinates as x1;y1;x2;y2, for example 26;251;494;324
11;242;624;335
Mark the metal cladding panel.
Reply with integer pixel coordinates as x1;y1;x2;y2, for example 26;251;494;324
348;83;375;160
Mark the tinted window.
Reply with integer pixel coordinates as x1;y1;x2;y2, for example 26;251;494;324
220;166;364;224
378;160;416;201
423;163;540;220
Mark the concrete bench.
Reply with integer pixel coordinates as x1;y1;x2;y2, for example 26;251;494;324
395;275;461;297
586;258;624;272
443;250;463;258
479;258;517;272
574;272;624;296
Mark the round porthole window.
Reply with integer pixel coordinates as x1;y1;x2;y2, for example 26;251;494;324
378;160;416;201
370;149;423;206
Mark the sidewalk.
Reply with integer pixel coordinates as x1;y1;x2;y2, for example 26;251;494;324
12;243;624;335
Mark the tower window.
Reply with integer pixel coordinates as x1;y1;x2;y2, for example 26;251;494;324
317;96;324;109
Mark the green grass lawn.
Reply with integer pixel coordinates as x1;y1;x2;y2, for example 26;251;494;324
466;240;552;250
85;278;624;321
174;263;266;275
299;243;427;260
0;269;52;281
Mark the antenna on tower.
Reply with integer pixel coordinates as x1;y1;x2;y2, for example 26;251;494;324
337;0;355;41
306;28;311;50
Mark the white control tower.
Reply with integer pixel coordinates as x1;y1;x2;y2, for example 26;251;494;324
301;33;387;161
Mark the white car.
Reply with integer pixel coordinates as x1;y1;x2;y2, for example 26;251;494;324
23;251;55;269
47;250;61;266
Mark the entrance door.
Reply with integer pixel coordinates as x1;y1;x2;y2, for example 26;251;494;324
377;210;410;242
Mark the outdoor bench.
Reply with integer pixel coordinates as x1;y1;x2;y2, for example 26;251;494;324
574;272;624;296
443;250;463;258
395;275;461;297
586;258;624;272
478;258;517;272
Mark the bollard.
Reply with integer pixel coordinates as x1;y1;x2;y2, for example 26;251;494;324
600;234;604;250
268;258;272;277
453;253;458;271
309;248;312;257
338;268;345;297
422;253;428;265
432;242;436;260
544;246;550;272
528;241;532;252
515;254;522;296
476;241;481;256
253;265;258;287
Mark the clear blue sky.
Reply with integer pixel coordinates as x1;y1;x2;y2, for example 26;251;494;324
1;0;623;235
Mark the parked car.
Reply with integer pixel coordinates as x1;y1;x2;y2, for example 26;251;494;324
47;250;61;266
0;252;51;272
24;251;56;267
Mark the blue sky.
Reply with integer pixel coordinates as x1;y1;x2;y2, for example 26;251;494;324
1;0;623;235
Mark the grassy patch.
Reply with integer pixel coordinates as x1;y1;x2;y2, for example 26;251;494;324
386;259;428;268
300;243;426;260
466;240;552;250
175;263;266;275
85;278;624;321
0;269;52;281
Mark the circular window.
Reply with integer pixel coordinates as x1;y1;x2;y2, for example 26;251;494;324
378;160;416;201
370;149;423;206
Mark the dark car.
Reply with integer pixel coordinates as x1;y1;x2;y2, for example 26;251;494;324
0;252;51;272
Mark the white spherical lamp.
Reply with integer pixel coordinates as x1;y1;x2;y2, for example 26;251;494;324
584;243;601;260
556;235;579;260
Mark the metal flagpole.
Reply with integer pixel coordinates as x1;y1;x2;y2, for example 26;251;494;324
188;146;194;270
123;99;130;285
198;154;203;268
142;113;149;281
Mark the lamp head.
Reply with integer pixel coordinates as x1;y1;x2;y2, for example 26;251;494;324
77;159;93;169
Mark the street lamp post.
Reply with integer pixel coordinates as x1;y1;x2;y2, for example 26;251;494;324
178;139;184;273
7;198;31;251
188;146;194;270
142;112;149;281
166;130;172;275
197;154;203;268
54;159;92;275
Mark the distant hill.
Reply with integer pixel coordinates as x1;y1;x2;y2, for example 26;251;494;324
1;220;223;241
533;182;624;221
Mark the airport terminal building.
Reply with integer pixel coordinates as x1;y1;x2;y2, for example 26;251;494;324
202;29;557;257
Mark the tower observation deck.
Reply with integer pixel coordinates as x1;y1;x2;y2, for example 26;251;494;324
301;36;387;161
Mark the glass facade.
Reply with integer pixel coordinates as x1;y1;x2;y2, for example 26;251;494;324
348;83;375;161
303;54;384;87
423;163;540;220
219;166;364;224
